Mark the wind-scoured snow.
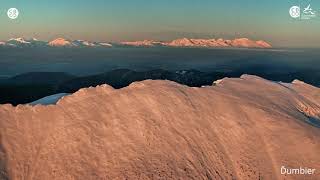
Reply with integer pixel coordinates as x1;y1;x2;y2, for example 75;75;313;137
0;75;319;179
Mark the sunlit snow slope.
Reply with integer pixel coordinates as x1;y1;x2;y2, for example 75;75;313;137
0;75;319;180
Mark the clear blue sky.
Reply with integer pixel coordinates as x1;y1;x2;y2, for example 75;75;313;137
1;0;320;47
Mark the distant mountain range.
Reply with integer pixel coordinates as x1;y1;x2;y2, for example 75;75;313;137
0;38;113;48
0;37;272;48
121;38;272;48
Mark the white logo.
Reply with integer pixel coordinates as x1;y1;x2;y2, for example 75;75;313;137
7;8;19;20
301;4;316;19
303;4;315;15
289;6;300;18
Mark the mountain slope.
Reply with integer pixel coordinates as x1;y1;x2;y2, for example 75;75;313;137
29;93;70;106
0;75;319;179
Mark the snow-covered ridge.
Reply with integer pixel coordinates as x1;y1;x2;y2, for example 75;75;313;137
98;42;113;47
47;38;113;47
0;75;319;179
120;40;162;47
8;37;31;44
0;37;114;48
122;37;272;48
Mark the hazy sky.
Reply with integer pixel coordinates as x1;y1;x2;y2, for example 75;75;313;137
1;0;320;47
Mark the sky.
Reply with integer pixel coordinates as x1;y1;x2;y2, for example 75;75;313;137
1;0;320;47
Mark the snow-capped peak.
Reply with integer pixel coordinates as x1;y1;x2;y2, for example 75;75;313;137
8;38;31;44
73;40;97;47
99;42;112;47
48;38;73;47
29;38;39;41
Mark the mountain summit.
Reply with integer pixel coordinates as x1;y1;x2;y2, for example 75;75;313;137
6;38;31;46
48;38;74;47
8;38;30;43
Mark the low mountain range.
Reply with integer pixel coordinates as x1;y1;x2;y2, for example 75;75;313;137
0;37;272;48
1;68;319;105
